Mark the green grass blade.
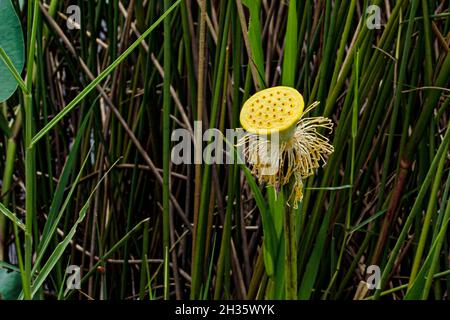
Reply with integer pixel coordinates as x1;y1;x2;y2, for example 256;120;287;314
0;203;25;231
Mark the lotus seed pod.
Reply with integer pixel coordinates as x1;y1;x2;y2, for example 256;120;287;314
239;86;304;136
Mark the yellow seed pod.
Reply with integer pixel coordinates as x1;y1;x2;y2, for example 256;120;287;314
240;86;304;135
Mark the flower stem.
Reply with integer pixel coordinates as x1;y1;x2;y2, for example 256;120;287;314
284;188;298;299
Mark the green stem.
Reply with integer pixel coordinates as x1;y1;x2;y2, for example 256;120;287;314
23;0;40;300
0;137;17;260
284;190;298;299
162;0;172;300
409;147;446;285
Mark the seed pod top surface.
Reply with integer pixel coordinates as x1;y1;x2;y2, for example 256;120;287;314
240;86;304;135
